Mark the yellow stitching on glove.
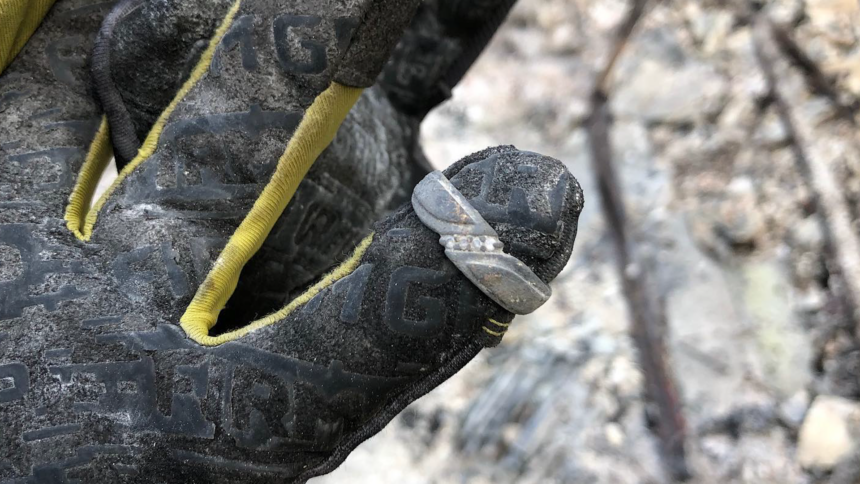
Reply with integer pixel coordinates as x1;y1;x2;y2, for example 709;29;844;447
181;82;364;346
184;234;373;346
64;116;113;238
64;0;242;241
0;0;56;75
58;0;364;346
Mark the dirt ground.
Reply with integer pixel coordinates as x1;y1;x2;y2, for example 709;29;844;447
318;0;860;482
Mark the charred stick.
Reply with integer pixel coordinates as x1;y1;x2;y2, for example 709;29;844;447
585;0;691;479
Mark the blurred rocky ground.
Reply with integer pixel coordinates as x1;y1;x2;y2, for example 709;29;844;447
318;0;860;483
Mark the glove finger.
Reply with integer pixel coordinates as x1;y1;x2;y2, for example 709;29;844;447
100;147;583;481
380;0;518;118
292;148;581;479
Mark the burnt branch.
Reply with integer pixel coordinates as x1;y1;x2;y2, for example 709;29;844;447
585;0;691;480
750;18;860;333
594;0;649;94
767;22;859;124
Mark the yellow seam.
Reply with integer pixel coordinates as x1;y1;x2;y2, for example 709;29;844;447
180;82;364;345
488;319;510;328
63;0;243;242
184;233;373;346
0;0;56;75
64;116;112;238
483;327;505;337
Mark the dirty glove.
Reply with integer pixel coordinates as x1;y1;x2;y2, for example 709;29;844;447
0;1;583;484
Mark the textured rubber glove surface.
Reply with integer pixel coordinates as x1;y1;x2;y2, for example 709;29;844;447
0;1;583;482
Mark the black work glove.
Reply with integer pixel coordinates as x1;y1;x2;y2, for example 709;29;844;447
0;1;583;483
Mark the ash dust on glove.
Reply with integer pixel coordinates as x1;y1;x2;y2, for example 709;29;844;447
0;0;583;483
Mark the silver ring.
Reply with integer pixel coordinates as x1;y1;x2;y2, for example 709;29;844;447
411;171;551;315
